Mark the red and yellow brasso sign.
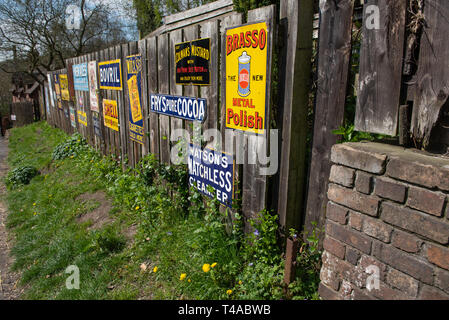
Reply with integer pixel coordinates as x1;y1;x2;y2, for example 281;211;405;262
225;22;268;135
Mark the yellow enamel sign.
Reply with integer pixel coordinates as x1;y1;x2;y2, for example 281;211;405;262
225;22;268;135
103;99;119;131
59;74;70;101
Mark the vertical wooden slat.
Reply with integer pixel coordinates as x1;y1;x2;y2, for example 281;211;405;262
158;33;171;164
411;0;449;149
275;0;314;233
355;0;407;136
148;36;160;159
241;5;276;226
304;0;355;239
170;28;184;150
138;39;149;156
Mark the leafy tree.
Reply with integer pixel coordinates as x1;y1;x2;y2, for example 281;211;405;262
0;0;132;83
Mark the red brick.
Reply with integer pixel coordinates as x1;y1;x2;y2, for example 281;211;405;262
374;177;406;203
329;165;355;187
331;144;387;174
346;246;361;265
349;211;363;231
351;287;377;300
328;184;379;217
320;263;340;291
326;201;348;225
362;217;393;243
438;166;449;192
419;285;449;300
435;268;449;294
321;251;355;289
381;202;449;244
391;230;421;253
340;280;354;300
427;245;449;270
323;237;346;260
355;171;372;194
370;282;412;300
387;158;439;189
318;283;340;300
407;186;446;217
358;254;387;282
326;221;372;254
373;243;434;284
386;268;419;297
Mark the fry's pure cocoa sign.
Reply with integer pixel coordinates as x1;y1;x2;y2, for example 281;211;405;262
225;22;269;135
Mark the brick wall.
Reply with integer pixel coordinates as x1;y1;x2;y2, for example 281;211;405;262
319;142;449;300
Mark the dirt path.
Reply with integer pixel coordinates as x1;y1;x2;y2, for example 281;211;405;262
0;134;23;300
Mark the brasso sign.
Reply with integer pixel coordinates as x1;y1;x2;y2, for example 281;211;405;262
149;94;207;122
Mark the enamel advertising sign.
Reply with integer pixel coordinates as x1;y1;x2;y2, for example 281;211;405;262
99;59;122;90
59;74;70;101
78;109;87;126
73;62;89;92
103;99;119;131
150;94;206;122
175;38;210;85
69;107;76;128
225;22;269;135
88;61;99;112
126;54;144;145
187;144;234;207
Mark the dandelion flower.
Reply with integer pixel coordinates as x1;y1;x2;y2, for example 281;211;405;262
135;206;140;210
211;262;217;268
179;273;187;281
238;280;242;285
202;264;211;273
226;289;233;295
33;212;37;216
153;266;158;273
33;203;36;206
188;279;191;283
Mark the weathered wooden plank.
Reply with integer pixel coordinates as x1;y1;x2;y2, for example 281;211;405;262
147;36;160;159
411;0;449;149
275;0;314;234
355;0;407;136
241;5;276;224
164;0;233;25
304;0;354;240
169;28;184;150
158;33;171;164
200;20;219;134
183;25;200;142
138;39;149;156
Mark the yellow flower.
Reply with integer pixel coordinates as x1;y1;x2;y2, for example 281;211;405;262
238;280;242;285
153;266;158;273
226;289;233;295
179;273;187;281
211;262;217;268
33;212;37;216
135;206;140;210
188;279;191;283
202;263;211;273
33;202;36;206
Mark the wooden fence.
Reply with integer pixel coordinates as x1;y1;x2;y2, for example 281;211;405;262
45;0;314;235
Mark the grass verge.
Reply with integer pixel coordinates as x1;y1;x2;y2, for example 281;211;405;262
5;121;321;300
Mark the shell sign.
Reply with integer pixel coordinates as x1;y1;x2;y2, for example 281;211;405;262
225;22;269;135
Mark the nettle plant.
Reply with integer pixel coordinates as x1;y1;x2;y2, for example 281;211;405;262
5;165;39;189
52;133;89;160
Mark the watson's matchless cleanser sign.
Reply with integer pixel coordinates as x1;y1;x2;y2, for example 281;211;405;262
73;62;89;91
99;59;122;90
150;94;206;122
126;54;144;145
188;145;234;207
225;22;269;135
103;99;119;131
